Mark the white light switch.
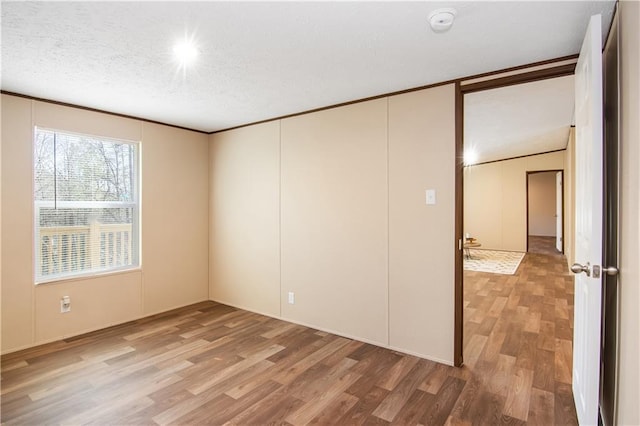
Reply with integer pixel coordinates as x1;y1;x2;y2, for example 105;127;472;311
426;189;437;205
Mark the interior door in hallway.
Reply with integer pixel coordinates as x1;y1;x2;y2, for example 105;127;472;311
572;13;604;425
556;171;563;252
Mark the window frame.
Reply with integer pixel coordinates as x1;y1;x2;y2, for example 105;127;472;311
33;127;141;284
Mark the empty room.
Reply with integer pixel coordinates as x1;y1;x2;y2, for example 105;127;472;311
1;2;638;425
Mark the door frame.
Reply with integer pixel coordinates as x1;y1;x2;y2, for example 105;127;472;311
600;5;620;424
525;169;564;254
454;64;576;367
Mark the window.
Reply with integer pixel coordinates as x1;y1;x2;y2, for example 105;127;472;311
34;128;140;283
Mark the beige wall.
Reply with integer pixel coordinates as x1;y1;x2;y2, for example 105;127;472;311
209;86;456;363
1;94;209;354
209;122;281;317
140;123;209;315
527;171;558;237
618;1;640;423
280;99;389;345
464;151;565;252
1;96;35;351
388;86;455;362
33;271;142;343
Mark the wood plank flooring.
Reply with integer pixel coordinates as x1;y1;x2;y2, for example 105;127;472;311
1;252;577;425
527;236;561;256
462;251;577;425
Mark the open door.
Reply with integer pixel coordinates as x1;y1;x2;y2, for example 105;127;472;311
571;14;605;425
556;171;563;252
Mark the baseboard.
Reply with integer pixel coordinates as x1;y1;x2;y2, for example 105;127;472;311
208;297;455;367
0;299;211;356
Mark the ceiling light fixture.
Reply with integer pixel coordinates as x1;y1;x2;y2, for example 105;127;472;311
173;38;199;68
464;147;478;166
428;8;457;33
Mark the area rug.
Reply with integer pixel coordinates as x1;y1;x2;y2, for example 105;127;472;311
464;249;525;275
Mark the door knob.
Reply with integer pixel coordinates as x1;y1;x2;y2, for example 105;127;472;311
571;262;591;276
601;266;619;276
596;265;619;277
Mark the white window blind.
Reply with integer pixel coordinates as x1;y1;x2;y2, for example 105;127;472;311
34;128;140;283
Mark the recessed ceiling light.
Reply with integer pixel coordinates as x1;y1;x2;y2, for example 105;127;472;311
173;39;199;67
429;8;457;33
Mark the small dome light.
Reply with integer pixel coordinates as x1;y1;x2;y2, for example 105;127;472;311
429;8;457;33
173;39;198;67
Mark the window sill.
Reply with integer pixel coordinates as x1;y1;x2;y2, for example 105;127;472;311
35;267;142;286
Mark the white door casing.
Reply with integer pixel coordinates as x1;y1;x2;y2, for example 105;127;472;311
573;14;604;425
556;171;563;252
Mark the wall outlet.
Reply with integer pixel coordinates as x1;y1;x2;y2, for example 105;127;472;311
288;292;295;305
60;296;71;313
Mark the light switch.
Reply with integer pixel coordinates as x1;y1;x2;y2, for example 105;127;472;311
426;189;437;205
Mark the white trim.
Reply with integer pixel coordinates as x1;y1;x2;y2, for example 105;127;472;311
35;266;142;286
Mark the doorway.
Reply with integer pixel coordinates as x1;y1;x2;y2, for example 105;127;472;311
455;12;621;424
454;67;575;366
526;170;564;255
455;68;580;422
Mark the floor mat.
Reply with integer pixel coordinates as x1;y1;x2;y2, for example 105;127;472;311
464;249;525;275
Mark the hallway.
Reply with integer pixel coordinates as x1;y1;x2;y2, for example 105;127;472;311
527;236;562;256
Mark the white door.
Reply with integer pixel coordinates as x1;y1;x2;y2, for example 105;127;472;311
573;14;603;425
556;171;563;252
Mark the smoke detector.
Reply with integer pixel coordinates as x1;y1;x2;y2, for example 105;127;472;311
429;8;457;33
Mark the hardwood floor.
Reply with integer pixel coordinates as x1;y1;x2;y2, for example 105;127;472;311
1;253;577;425
462;251;577;425
527;236;561;256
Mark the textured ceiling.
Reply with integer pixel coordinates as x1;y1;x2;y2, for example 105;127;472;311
1;1;615;133
465;75;575;164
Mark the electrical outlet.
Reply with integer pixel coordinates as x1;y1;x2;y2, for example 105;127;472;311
288;292;295;305
60;296;71;313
